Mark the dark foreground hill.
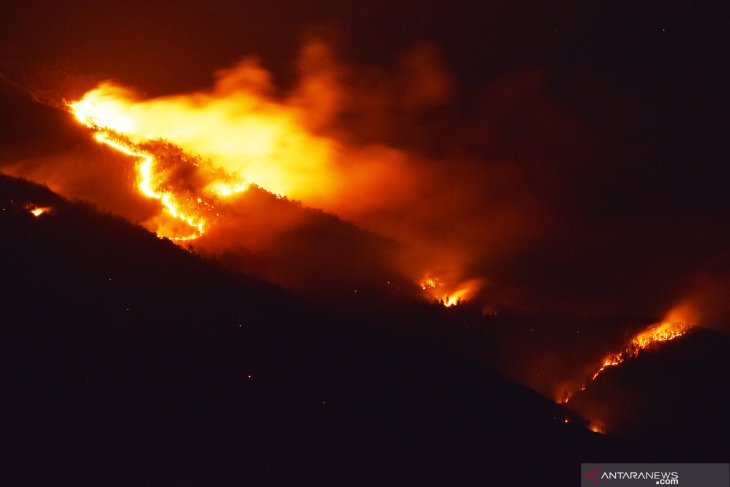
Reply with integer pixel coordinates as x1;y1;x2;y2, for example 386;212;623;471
566;327;730;456
1;174;620;486
485;311;730;462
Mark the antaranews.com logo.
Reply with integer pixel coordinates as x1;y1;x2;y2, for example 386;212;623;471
581;463;728;486
584;468;678;484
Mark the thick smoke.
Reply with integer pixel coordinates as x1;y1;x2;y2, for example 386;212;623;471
2;38;729;327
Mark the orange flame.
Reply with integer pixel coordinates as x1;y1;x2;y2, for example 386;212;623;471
588;421;606;434
558;305;696;404
68;80;336;203
419;274;481;307
68;98;209;241
64;54;476;304
588;318;692;382
66;73;344;241
97;131;204;240
27;205;52;217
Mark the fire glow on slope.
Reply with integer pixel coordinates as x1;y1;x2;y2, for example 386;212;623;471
68;79;335;203
66;73;345;243
67;78;482;306
558;305;696;405
64;52;478;306
98;133;206;240
69;97;214;240
26;204;52;217
420;274;481;307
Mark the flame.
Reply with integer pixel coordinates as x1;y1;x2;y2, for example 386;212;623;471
589;319;692;382
67;79;475;304
63;53;477;304
96;131;205;240
27;205;52;217
441;288;472;307
588;421;605;434
206;181;250;198
68;80;336;203
558;305;696;404
66;71;345;242
419;274;481;307
420;277;439;290
69;99;210;240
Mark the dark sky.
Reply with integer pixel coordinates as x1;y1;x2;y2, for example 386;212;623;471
2;0;726;93
2;0;725;176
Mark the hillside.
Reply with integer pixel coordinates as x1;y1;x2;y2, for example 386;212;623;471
0;174;618;485
565;327;730;459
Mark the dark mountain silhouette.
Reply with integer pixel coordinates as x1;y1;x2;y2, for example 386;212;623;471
566;327;730;460
1;173;624;485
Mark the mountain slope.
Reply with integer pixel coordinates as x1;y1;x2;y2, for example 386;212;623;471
0;83;408;305
566;327;730;460
0;174;617;485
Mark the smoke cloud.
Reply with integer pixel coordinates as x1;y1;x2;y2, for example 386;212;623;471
2;37;729;327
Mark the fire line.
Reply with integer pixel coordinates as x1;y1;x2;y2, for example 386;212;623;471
68;100;206;241
558;314;694;405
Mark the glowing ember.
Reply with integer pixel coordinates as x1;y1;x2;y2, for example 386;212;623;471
558;306;696;405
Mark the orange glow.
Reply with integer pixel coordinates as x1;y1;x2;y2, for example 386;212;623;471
558;304;696;404
87;129;205;241
588;421;605;434
66;71;355;242
589;315;692;382
27;205;52;217
206;181;250;197
420;277;439;290
66;74;464;305
419;274;481;307
68;79;336;204
63;50;483;305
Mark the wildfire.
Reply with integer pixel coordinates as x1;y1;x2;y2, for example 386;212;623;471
67;78;473;305
69;99;211;241
63;56;484;309
558;305;696;405
419;275;480;307
66;68;347;241
588;319;692;382
26;205;52;217
98;131;204;240
420;277;438;290
67;79;336;203
588;421;605;434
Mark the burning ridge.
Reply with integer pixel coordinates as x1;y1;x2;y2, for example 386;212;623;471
558;309;696;405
